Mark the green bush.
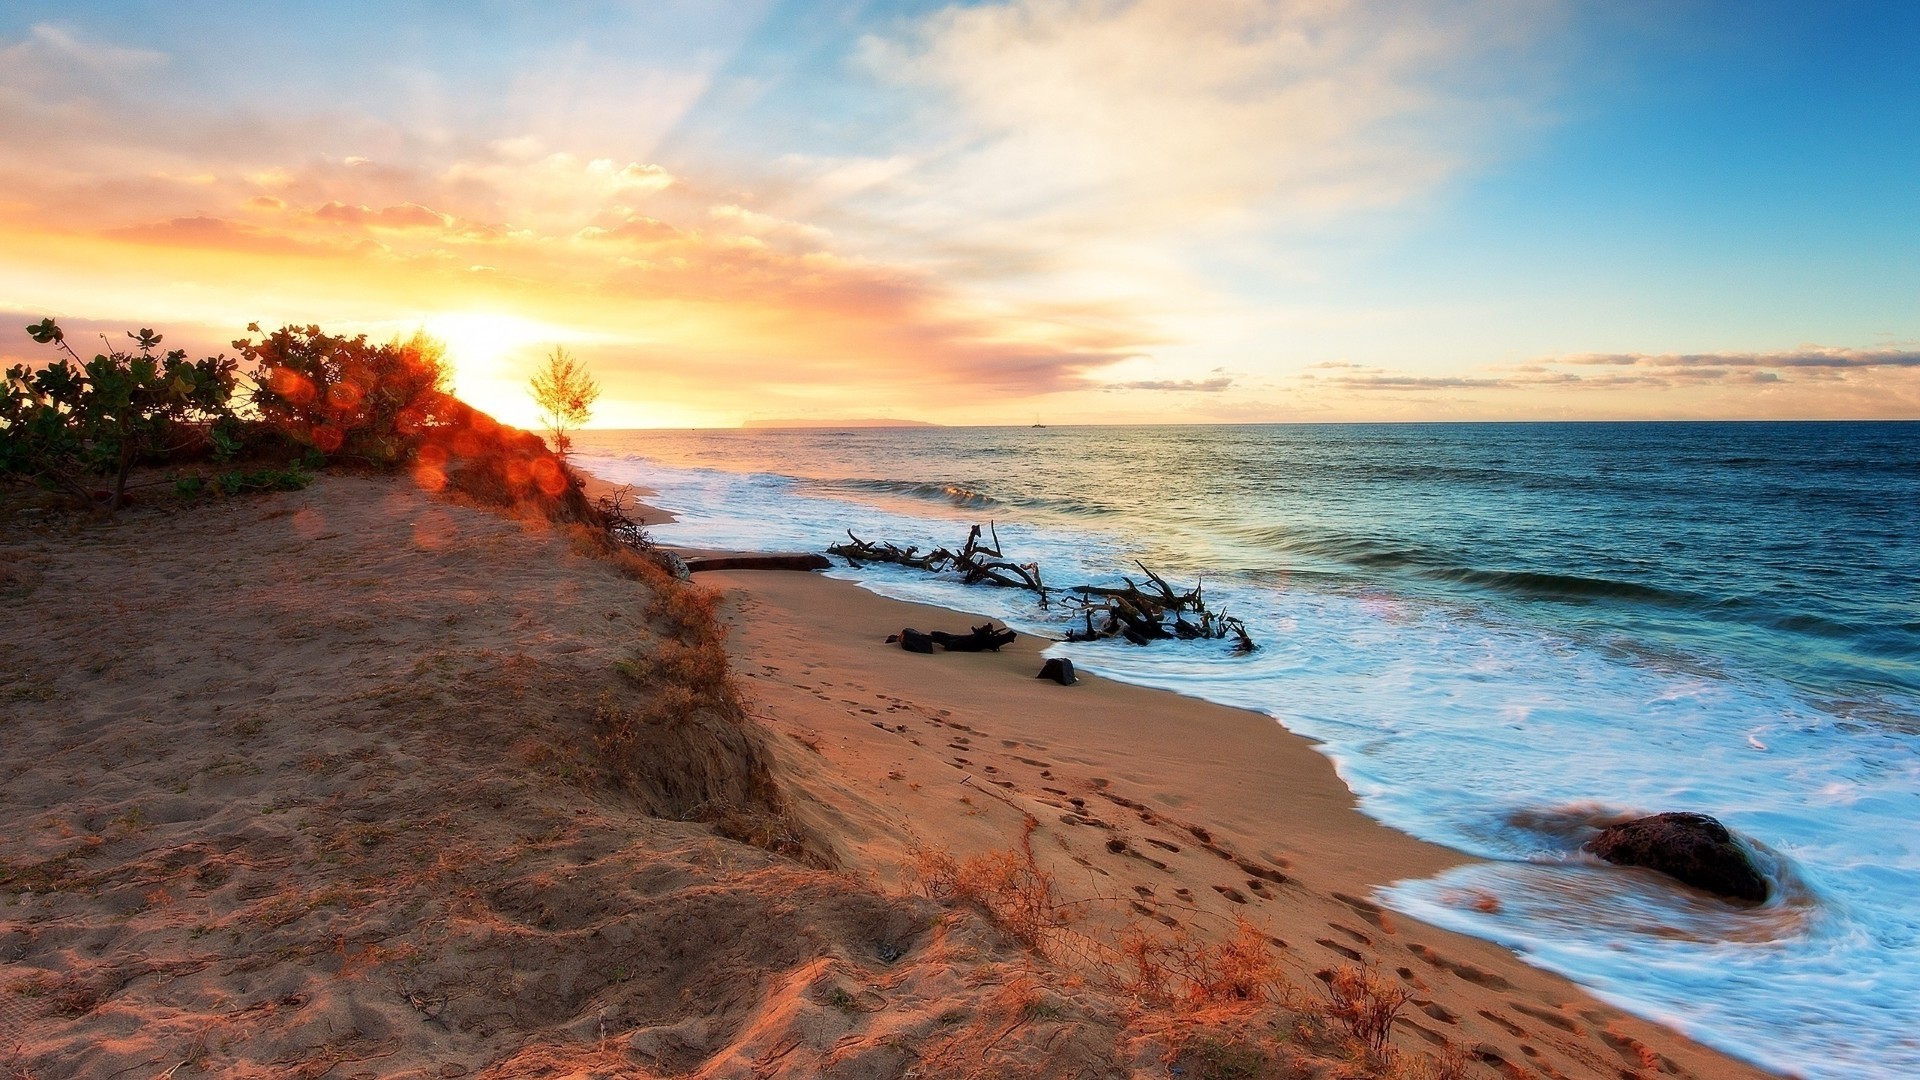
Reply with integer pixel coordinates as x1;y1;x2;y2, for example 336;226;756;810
214;466;313;495
3;320;240;509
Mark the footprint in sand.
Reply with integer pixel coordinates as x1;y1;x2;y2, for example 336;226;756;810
1511;1000;1581;1033
1329;923;1371;946
1234;858;1286;885
1478;1009;1526;1037
1315;937;1363;962
1212;885;1250;905
1408;942;1511;990
1398;1019;1452;1048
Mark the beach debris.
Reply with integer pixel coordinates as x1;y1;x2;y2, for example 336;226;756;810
1036;657;1077;685
931;624;1018;652
1584;812;1770;903
830;523;1049;597
684;553;831;573
890;628;937;653
886;623;1017;654
597;485;691;579
597;484;658;547
833;523;1258;651
1063;561;1256;652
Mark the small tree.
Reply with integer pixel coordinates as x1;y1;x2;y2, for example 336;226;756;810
528;346;599;453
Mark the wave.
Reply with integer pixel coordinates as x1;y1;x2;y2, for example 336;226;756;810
1426;567;1701;606
1219;525;1444;569
813;477;1003;509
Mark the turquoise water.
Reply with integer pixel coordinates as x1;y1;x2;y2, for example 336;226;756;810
577;421;1920;1078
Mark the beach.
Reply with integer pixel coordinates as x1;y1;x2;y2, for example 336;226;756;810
0;468;1786;1078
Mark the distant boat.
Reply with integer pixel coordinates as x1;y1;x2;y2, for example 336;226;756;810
1032;423;1046;428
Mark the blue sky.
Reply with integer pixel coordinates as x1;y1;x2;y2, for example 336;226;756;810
1;1;1914;424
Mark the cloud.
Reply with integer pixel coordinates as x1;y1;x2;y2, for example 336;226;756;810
313;201;449;230
858;0;1557;259
0;23;166;84
1100;377;1233;392
1297;342;1920;401
104;215;358;257
1561;347;1920;371
1309;373;1508;390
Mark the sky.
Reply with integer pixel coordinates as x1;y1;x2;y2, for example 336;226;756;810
1;0;1916;427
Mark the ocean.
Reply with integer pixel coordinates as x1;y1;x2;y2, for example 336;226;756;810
574;421;1920;1079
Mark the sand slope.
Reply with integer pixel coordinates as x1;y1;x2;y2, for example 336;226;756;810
0;477;1123;1078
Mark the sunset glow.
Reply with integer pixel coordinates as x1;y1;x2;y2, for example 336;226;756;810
1;3;1915;425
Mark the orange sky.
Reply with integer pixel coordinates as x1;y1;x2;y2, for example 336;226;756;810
3;5;1916;427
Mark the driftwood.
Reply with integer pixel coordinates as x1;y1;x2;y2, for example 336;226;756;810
830;524;1048;600
886;623;1018;654
831;524;1256;652
1064;560;1255;652
684;553;831;573
596;485;655;550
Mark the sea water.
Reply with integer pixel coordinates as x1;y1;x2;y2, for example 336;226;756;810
574;422;1920;1079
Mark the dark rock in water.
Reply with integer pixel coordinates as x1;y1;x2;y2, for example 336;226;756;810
1584;812;1769;903
1036;658;1077;685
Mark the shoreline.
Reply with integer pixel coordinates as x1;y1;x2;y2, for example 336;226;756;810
596;468;1783;1080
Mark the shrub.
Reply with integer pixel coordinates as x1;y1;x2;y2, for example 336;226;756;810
4;319;240;508
911;818;1064;954
236;323;452;466
1115;917;1285;1015
213;466;313;496
1317;963;1413;1055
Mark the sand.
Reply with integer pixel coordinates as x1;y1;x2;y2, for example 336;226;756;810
0;472;1781;1078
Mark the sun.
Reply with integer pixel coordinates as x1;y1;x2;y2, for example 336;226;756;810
420;311;576;425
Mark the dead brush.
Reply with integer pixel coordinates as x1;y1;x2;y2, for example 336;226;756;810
1110;916;1284;1015
1399;1041;1478;1080
910;818;1065;955
1315;962;1414;1055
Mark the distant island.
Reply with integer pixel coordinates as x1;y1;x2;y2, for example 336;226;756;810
741;418;942;429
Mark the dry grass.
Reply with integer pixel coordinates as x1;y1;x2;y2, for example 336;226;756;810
911;818;1064;954
906;829;1491;1080
1113;917;1286;1015
1317;962;1416;1056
